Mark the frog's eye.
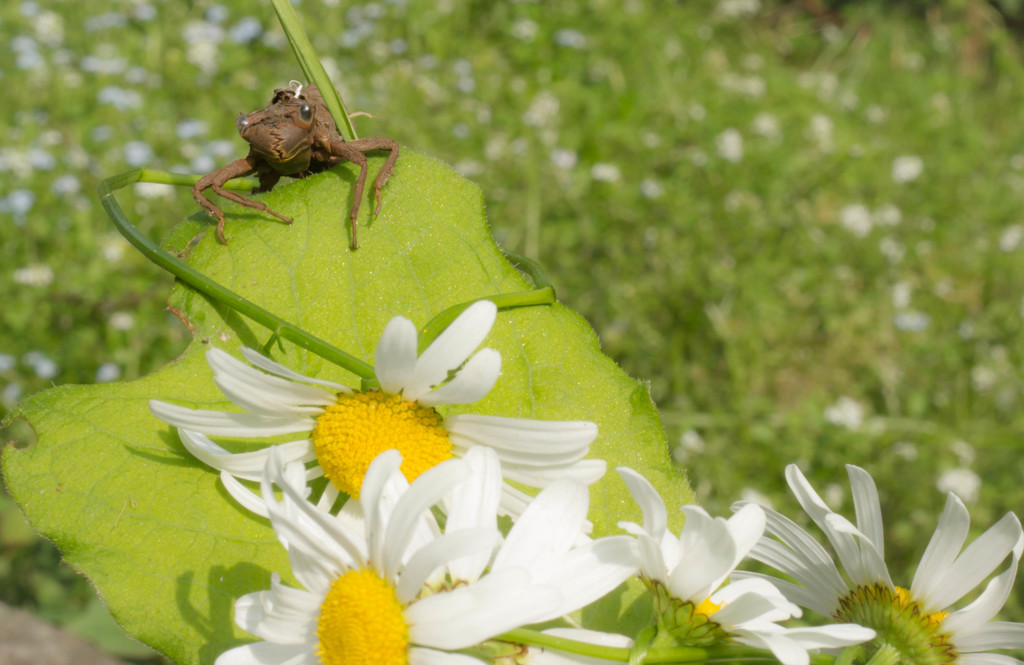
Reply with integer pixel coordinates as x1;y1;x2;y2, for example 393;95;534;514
298;103;312;123
235;113;250;133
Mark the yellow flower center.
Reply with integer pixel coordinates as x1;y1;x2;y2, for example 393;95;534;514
311;391;453;498
836;584;955;665
695;596;723;618
317;569;409;665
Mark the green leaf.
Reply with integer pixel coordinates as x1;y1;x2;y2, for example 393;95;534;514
3;149;691;664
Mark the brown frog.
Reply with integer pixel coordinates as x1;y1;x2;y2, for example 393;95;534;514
192;81;398;248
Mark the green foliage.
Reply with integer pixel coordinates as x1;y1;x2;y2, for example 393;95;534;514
4;0;1024;657
3;151;686;663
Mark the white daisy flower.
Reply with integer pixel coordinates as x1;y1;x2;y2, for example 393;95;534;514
216;445;639;665
737;464;1024;665
149;301;604;517
618;467;874;665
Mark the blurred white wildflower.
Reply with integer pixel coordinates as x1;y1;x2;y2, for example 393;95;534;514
228;16;262;44
950;439;976;466
873;203;902;227
81;55;127;74
13;264;53;288
51;174;81;196
716;128;744;163
1011;154;1024;170
553;28;586;49
865;105;887;124
824;396;864;429
590;162;621;183
523;92;560;127
97;85;143;110
823;483;845;509
2;384;23;407
123;140;154;167
752;112;780;140
33;11;65;47
640;178;663;199
109;312;135;331
30;355;58;379
879;236;905;264
688;147;708;167
839;204;872;237
936;468;981;504
100;234;127;262
999;224;1024;252
891;441;918;461
29;148;56;171
808;114;834;152
175;119;208;140
4;189;36;219
891;155;923;184
550;147;577;170
205;5;229;23
96;363;122;383
134;181;171;199
511;18;538;41
739;487;773;509
891;281;913;309
133;3;157;21
718;0;760;17
675;429;705;458
720;73;765;97
0;354;14;372
641;131;662;148
893;311;930;332
454;159;483;177
183;20;224;74
84;11;127;32
689;103;707;121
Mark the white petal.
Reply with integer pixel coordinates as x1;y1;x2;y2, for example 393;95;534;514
418;348;501;407
409;647;488;665
179;429;313;480
374;316;419;394
233;580;320;643
732;571;832;619
238;347;350;391
529;537;641;622
499;460;607;486
221;471;270;518
150;400;314;437
847;465;885;560
407;568;558;649
911;492;971;607
915;506;1020;612
446;446;502;583
383;459;468;580
494;481;588;572
954;621;1024;653
668;506;738;603
397;528;501;605
446;414;597;458
943;518;1024;633
785;464;884;588
215;641;316;665
403;300;497;402
957;654;1024;665
616;467;667;540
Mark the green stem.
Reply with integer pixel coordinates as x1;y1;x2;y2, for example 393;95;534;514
495;628;804;664
418;250;557;347
862;643;901;665
98;169;376;380
100;170;557;383
270;0;358;141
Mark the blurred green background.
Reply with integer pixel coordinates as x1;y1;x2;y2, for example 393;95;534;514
2;0;1024;661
